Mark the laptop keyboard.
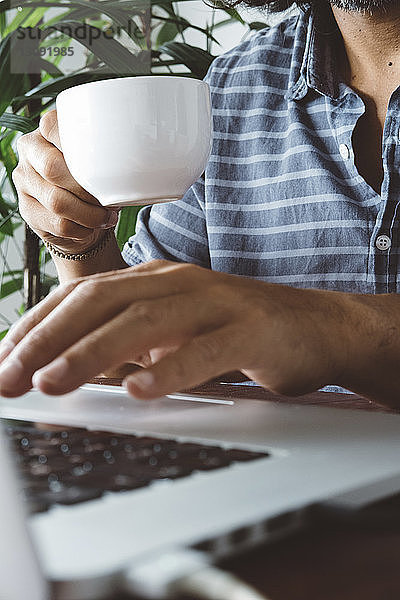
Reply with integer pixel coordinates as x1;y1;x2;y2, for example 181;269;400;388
5;424;268;514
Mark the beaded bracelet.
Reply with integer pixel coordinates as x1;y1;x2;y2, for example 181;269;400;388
43;228;115;261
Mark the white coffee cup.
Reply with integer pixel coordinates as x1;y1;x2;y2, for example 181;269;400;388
56;76;212;207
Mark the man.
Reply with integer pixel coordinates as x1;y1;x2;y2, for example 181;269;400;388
2;0;399;404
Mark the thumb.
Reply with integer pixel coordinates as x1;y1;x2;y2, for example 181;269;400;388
39;109;61;151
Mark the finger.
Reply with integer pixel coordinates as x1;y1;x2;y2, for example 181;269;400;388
18;191;96;241
28;293;220;396
17;129;97;204
0;263;202;370
39;110;61;150
17;165;118;230
101;362;146;379
0;281;77;366
0;266;204;396
0;268;142;364
124;325;243;400
0;286;130;397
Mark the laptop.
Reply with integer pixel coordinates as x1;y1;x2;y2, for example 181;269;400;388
2;383;400;600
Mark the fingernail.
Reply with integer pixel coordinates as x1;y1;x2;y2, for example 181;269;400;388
126;370;155;391
0;357;24;391
0;341;15;364
100;211;119;229
32;357;69;389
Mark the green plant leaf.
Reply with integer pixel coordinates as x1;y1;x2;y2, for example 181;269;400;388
48;21;149;75
155;16;219;47
212;17;238;30
0;195;18;235
0;216;14;236
0;268;23;277
156;20;181;46
17;302;25;317
0;276;23;299
0;11;6;35
116;205;143;250
3;5;48;36
0;112;36;133
0;32;27;116
0;329;8;340
3;7;35;35
158;41;214;78
0;195;16;236
212;2;245;25
14;68;113;106
248;21;268;30
40;7;74;28
15;0;145;32
20;6;48;27
0;134;18;200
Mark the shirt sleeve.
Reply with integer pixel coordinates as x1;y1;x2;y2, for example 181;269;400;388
122;174;210;268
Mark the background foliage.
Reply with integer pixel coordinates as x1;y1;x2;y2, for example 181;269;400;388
0;0;266;336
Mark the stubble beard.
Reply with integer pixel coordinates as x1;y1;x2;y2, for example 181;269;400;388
329;0;397;13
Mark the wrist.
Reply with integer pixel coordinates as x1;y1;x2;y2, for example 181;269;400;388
44;228;115;261
55;233;129;283
42;228;109;255
297;288;357;390
330;292;394;398
245;283;358;396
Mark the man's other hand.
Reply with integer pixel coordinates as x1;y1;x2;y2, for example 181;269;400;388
13;110;119;255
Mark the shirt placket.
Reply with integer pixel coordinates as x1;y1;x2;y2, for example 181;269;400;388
330;90;382;293
373;93;400;294
330;88;400;294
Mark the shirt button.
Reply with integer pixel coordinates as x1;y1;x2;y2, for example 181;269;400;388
339;143;350;160
376;234;391;251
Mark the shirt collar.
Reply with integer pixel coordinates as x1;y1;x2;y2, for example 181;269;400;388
287;5;343;102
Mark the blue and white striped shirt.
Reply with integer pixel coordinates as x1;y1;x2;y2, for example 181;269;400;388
123;7;400;295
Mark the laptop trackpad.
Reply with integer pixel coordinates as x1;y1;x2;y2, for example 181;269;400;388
0;384;234;431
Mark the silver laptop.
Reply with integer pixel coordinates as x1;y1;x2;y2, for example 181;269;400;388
2;384;400;600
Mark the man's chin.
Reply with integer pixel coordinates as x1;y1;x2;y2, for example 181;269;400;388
329;0;397;12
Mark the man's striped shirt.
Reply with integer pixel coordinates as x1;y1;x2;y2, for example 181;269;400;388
123;6;400;295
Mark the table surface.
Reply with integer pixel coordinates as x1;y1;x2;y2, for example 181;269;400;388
91;375;400;600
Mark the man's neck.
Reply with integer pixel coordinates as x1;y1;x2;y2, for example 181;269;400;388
330;5;400;194
332;4;400;102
